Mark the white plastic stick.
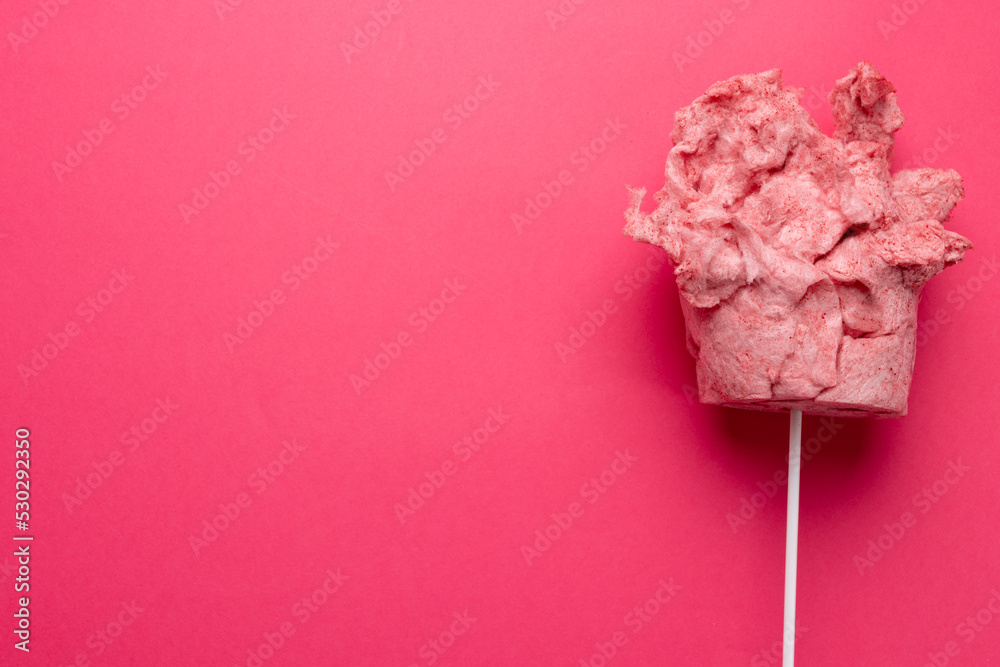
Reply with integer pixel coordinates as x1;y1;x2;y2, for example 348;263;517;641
783;409;802;667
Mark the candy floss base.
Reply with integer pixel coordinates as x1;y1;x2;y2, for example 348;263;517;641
625;62;972;418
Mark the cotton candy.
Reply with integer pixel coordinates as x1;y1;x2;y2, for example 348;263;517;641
625;62;971;416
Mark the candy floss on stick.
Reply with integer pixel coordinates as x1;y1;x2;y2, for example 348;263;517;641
623;62;971;665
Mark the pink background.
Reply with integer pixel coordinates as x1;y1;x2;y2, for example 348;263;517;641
2;0;999;665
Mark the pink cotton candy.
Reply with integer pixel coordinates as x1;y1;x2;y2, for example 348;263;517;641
625;62;971;417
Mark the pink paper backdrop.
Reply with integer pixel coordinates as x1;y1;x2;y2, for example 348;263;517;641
2;0;999;665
